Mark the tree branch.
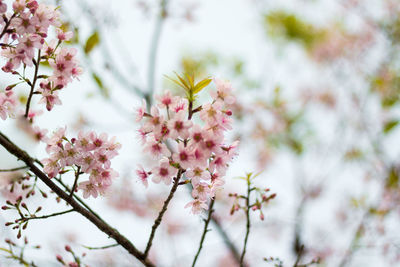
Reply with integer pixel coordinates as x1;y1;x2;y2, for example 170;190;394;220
0;131;154;267
240;178;251;266
144;169;182;258
0;166;28;172
25;50;41;118
191;198;215;267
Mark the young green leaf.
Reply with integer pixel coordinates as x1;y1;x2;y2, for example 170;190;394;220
84;31;100;55
193;78;212;94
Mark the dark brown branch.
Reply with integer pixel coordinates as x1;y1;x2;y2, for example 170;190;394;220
0;131;154;267
191;198;215;267
144;169;182;258
293;245;304;267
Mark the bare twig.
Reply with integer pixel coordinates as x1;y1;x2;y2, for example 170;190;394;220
0;166;28;172
144;169;182;258
240;178;251;266
70;167;81;198
82;243;119;250
25;50;41;118
191;198;215;267
20;209;74;222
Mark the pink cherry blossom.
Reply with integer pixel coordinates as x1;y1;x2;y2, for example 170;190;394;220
191;182;211;201
151;158;178;185
210;78;236;105
184;199;208;214
186;167;211;185
0;91;17;120
143;134;171;158
155;90;179;109
135;99;147;122
136;164;150;188
78;181;98;199
167;111;192;139
172;143;194;170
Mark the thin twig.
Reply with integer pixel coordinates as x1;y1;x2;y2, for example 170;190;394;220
240;178;251;266
191;198;215;267
144;170;182;258
0;131;155;267
24;50;41;118
338;212;369;267
82;243;119;250
0;166;28;172
293;245;304;267
70;167;81;198
21;209;74;221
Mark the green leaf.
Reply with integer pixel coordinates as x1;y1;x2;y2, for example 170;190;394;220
84;31;100;55
383;119;399;134
185;73;195;89
39;60;51;68
193;78;212;94
92;72;109;98
174;72;190;91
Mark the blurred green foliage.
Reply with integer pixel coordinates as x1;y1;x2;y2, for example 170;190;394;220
180;51;218;79
370;71;400;108
84;31;100;55
264;11;325;49
382;14;400;45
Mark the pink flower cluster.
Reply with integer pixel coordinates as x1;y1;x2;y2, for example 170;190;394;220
42;128;121;198
0;90;17;120
0;0;82;112
1;0;60;71
38;46;82;111
136;78;238;214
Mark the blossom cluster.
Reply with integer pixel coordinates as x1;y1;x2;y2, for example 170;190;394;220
1;0;60;71
136;78;238;214
38;45;82;111
0;90;17;119
41;128;121;198
0;0;81;113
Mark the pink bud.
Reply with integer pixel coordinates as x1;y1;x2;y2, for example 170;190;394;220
56;255;63;262
65;245;71;252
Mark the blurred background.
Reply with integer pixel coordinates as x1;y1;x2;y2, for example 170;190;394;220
2;0;400;266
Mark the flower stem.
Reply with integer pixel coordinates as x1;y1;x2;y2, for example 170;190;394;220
0;166;28;172
144;169;182;258
191;198;215;267
240;178;252;266
25;50;41;118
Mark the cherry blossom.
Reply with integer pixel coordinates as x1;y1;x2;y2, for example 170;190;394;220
136;78;239;214
42;128;121;198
